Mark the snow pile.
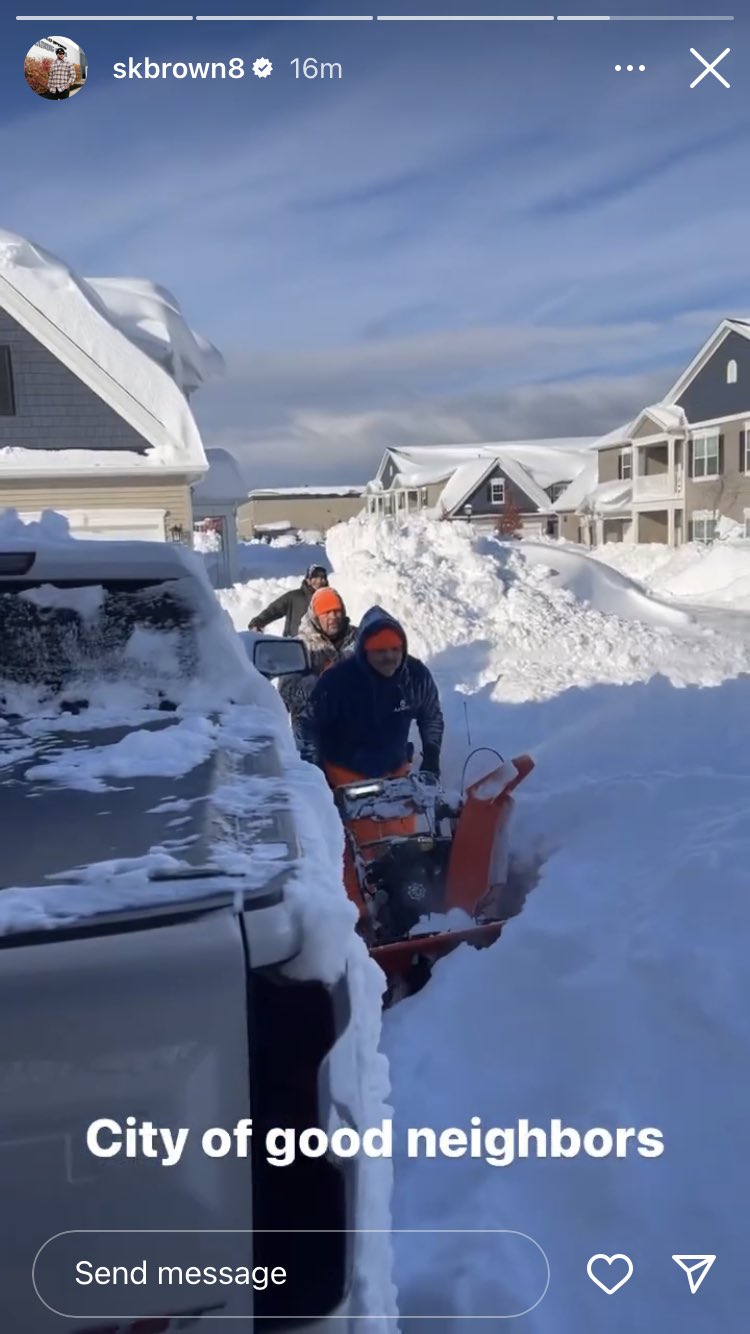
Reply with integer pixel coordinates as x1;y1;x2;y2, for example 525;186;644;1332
0;230;212;470
24;715;219;793
591;538;750;611
305;513;749;1330
517;541;691;627
218;541;329;619
320;516;750;704
193;526;223;554
0;506;74;544
213;514;750;1325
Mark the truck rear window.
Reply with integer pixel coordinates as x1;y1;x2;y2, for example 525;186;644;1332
0;578;199;695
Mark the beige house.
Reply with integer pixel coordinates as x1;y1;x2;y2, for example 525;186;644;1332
0;233;210;541
238;486;364;539
554;318;750;546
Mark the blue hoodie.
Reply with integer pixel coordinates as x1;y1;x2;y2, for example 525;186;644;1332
297;606;444;778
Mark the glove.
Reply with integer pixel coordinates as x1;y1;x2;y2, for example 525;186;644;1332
248;620;264;632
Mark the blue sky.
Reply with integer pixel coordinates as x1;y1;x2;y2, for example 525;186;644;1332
1;4;747;484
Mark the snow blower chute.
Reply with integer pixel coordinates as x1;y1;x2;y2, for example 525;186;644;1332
333;753;534;1004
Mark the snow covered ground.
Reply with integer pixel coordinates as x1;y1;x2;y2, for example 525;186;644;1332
589;535;750;611
219;516;750;1331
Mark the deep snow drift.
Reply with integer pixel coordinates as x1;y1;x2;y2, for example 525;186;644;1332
221;516;750;1331
590;535;750;611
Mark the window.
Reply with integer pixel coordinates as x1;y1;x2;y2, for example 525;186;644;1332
744;510;750;539
689;511;717;543
489;478;505;505
617;450;632;480
546;481;566;502
727;359;738;384
407;490;420;510
420;488;428;506
691;432;721;478
0;346;15;416
743;429;750;475
0;579;199;691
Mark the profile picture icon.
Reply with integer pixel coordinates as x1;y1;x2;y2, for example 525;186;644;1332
24;35;88;101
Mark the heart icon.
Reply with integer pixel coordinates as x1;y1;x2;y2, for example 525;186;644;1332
587;1253;634;1294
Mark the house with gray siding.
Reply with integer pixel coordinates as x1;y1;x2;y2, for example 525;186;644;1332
365;440;594;536
555;318;750;547
0;232;209;542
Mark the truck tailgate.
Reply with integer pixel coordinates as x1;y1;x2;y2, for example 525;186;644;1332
0;905;257;1330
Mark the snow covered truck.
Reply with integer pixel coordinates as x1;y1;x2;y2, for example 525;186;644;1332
0;530;375;1332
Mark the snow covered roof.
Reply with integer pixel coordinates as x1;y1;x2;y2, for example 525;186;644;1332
0;231;212;479
495;454;556;512
552;459;634;515
584;478;633;514
247;486;364;499
380;439;595;511
84;276;223;396
192;448;246;506
551;456;598;512
591;421;634;451
436;459;496;514
632;403;688;435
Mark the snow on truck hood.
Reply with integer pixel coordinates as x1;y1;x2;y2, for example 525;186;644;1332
0;704;297;916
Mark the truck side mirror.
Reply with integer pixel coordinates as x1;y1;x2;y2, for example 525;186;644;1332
252;636;309;678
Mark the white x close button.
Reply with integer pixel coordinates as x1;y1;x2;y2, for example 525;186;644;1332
690;47;731;89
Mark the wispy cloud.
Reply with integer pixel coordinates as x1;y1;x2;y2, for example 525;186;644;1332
2;12;748;484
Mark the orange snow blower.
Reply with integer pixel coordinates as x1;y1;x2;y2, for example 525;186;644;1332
332;753;534;1004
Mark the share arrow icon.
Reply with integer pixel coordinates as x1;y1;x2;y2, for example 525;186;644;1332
672;1255;716;1294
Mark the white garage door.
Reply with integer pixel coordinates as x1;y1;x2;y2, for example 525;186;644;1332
19;508;167;542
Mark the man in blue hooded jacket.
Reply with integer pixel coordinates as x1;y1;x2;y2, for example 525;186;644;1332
297;605;444;784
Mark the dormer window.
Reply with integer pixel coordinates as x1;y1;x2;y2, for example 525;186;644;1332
727;359;738;384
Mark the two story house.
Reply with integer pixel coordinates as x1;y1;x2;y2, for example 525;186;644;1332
365;439;595;536
556;319;750;546
0;231;211;542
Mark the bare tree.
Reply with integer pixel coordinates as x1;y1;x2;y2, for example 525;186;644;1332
494;494;523;538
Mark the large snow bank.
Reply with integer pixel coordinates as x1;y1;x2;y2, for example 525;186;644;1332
320;517;750;706
0;230;214;471
243;513;749;1330
591;538;750;611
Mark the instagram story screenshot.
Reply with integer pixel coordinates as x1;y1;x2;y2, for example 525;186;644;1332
0;2;748;1331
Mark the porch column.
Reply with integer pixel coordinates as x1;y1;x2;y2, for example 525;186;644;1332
668;507;675;546
595;518;604;547
668;436;675;492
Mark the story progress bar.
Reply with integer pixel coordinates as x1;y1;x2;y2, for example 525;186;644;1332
14;12;736;21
